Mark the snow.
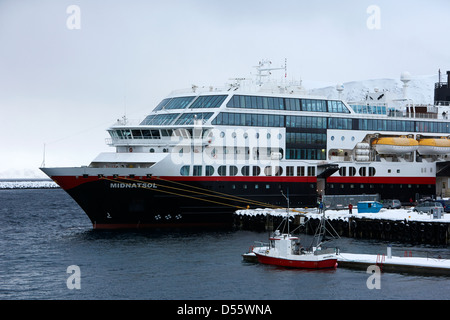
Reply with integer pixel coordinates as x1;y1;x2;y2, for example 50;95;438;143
306;74;438;105
338;253;450;270
235;207;450;223
0;180;59;189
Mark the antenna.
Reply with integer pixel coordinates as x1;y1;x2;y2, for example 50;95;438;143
254;59;284;86
284;58;287;79
280;189;290;234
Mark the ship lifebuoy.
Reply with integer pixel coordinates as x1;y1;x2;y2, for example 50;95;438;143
129;147;133;153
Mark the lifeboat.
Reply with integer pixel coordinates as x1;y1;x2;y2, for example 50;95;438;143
418;137;450;155
372;136;418;155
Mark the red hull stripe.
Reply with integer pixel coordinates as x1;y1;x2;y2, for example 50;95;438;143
327;176;436;184
256;254;337;269
51;175;436;191
51;175;318;191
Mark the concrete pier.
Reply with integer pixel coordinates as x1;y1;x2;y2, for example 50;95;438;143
337;252;450;276
233;208;450;245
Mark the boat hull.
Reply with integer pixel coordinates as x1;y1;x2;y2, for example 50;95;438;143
44;170;318;229
255;253;338;269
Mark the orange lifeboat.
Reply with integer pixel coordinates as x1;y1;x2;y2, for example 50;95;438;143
418;137;450;155
372;136;418;155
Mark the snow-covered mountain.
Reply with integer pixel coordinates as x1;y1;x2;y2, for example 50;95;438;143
305;74;438;105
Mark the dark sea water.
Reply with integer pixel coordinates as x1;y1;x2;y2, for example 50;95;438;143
0;188;449;301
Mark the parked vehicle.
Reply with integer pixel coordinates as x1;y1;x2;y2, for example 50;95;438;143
382;199;401;209
435;199;450;213
413;201;443;213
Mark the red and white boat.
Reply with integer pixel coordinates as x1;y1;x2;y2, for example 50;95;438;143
254;230;338;269
246;193;339;269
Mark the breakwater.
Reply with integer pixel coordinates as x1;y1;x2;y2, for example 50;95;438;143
0;180;59;189
233;208;450;245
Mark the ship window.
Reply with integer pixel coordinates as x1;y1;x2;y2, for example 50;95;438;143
359;167;366;176
132;130;143;139
274;166;283;176
163;96;196;110
151;130;161;139
189;95;227;109
328;100;350;113
229;166;238;176
339;167;346;176
160;129;170;137
205;166;214;176
328;118;352;130
122;130;132;139
302;99;327;112
174;112;214;125
286;166;294;176
140;113;180;125
218;166;227;176
307;166;315;176
241;166;250;176
285;98;301;111
369;167;376;176
193;165;202;176
348;167;356;176
252;166;261;176
180;165;190;176
264;166;272;176
153;98;171;111
141;130;152;138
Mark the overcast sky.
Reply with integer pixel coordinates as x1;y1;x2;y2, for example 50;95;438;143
1;0;449;178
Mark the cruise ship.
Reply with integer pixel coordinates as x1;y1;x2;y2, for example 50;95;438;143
41;61;450;229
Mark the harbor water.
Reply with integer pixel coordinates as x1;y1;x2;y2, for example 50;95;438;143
0;188;449;300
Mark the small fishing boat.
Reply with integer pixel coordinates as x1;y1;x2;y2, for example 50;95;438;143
254;231;338;269
245;192;339;269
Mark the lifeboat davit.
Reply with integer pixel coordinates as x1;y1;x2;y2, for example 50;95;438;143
418;137;450;155
372;136;418;155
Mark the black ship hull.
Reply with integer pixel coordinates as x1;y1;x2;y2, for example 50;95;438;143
58;175;318;229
